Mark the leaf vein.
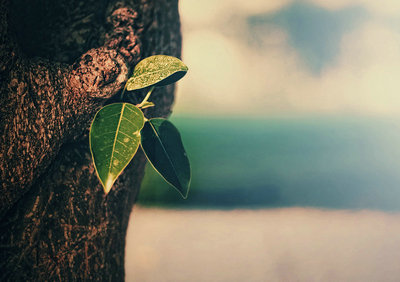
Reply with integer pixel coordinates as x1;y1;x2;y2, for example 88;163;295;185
108;104;125;178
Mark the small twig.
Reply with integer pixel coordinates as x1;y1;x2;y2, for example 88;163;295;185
137;86;155;108
119;84;128;100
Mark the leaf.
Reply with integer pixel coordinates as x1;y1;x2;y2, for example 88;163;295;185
90;103;144;194
126;55;188;91
140;118;191;198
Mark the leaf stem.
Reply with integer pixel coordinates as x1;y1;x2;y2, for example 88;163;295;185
137;86;155;108
119;84;128;100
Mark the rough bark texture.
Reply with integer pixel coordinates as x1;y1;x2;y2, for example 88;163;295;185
0;0;181;280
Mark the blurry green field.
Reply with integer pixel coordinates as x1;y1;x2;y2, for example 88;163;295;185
137;115;400;210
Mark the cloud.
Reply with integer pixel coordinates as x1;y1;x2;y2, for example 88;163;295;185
308;0;400;16
176;30;249;115
246;20;400;115
180;0;291;27
320;21;400;114
248;2;367;74
175;0;400;117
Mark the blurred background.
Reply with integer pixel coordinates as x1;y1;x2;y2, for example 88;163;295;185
126;0;400;281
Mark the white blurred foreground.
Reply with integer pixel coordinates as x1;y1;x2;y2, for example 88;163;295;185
125;207;400;282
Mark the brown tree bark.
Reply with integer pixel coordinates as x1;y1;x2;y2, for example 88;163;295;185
0;0;181;280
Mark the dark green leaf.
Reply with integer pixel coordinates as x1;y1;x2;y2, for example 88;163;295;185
90;103;144;194
141;118;191;198
126;55;188;91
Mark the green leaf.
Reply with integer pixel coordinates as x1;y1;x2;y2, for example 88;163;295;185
140;118;191;198
126;55;188;91
90;103;144;194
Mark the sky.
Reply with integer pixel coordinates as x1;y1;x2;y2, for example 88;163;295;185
174;0;400;117
126;2;400;280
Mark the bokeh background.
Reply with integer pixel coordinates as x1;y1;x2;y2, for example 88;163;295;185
126;0;400;281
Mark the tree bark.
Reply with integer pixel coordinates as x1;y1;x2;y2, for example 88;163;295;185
0;0;181;280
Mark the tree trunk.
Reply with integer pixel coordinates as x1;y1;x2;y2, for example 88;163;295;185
0;0;181;280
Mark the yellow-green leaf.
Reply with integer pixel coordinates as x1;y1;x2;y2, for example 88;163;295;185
89;103;144;194
126;55;188;91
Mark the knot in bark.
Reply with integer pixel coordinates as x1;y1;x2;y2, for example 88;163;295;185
69;47;128;99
